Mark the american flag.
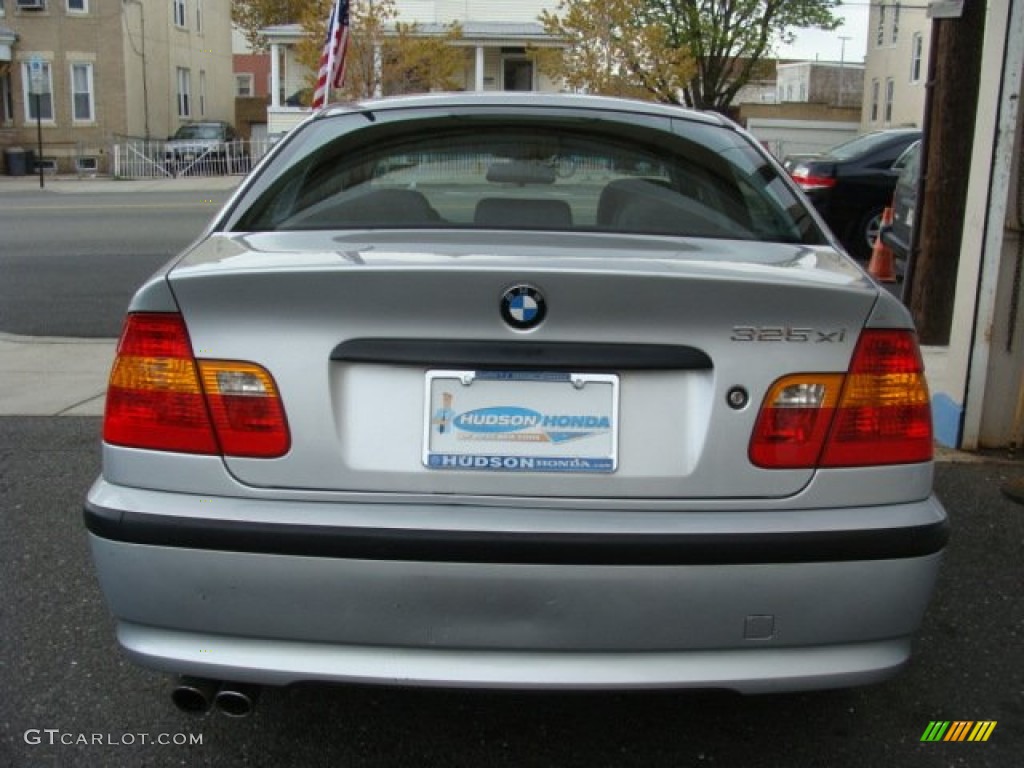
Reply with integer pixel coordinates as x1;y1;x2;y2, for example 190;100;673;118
311;0;351;109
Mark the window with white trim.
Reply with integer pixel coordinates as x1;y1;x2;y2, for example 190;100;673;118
22;60;54;122
910;32;924;83
876;4;887;47
176;67;191;117
884;78;895;123
173;0;186;28
871;79;880;122
68;0;87;12
195;0;203;34
71;62;94;121
199;70;206;117
236;73;254;98
891;3;900;45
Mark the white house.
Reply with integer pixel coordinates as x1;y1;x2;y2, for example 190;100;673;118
264;0;564;135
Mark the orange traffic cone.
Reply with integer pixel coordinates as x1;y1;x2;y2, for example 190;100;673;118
868;207;897;283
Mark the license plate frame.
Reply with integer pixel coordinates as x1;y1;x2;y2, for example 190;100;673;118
423;370;619;474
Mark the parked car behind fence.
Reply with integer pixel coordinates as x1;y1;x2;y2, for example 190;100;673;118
111;128;275;179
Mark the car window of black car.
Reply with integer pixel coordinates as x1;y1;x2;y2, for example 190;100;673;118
893;142;921;179
828;132;895;160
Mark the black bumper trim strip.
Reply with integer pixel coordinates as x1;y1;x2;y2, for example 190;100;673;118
331;339;713;371
84;503;948;566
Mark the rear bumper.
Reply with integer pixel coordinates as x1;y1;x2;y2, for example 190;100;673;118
113;622;914;694
84;480;947;693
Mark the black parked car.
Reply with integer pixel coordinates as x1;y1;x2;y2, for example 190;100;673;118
784;129;921;260
880;140;922;275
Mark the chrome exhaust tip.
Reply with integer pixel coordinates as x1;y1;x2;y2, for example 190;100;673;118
214;683;260;718
171;676;218;714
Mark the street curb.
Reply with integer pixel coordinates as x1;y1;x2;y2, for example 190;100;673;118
0;174;243;194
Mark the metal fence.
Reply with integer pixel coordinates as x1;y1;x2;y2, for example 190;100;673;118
112;138;276;179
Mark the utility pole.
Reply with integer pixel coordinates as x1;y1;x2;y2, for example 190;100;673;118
123;0;151;142
837;35;851;107
908;0;988;344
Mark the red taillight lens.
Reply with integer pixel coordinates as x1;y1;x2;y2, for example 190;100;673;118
199;362;290;458
105;314;218;454
749;375;843;469
103;313;289;458
820;330;932;467
790;169;837;191
750;330;932;469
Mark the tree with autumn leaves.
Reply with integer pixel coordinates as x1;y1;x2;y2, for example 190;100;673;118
536;0;696;103
644;0;842;112
538;0;841;111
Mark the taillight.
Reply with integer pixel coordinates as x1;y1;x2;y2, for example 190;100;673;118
104;313;290;458
749;375;843;469
750;330;932;469
820;330;932;466
198;361;290;458
790;168;836;191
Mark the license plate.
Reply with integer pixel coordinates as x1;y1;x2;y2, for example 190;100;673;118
424;370;619;473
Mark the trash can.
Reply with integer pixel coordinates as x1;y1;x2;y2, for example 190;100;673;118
4;147;28;176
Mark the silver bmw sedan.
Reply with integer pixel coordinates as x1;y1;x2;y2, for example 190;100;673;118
84;93;947;714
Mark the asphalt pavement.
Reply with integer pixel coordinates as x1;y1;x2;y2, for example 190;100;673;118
1;416;1021;767
0;173;240;415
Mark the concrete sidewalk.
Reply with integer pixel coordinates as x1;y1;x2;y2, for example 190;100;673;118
0;172;242;195
0;333;114;416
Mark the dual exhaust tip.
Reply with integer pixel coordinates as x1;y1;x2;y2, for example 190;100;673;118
172;677;260;718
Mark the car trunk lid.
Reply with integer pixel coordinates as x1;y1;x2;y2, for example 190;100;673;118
166;231;881;500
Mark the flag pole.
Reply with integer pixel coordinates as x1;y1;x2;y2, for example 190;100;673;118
312;1;349;109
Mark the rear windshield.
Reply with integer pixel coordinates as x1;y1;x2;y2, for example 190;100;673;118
826;131;907;160
233;115;824;245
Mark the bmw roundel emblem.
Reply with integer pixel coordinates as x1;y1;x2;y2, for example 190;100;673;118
500;284;547;330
